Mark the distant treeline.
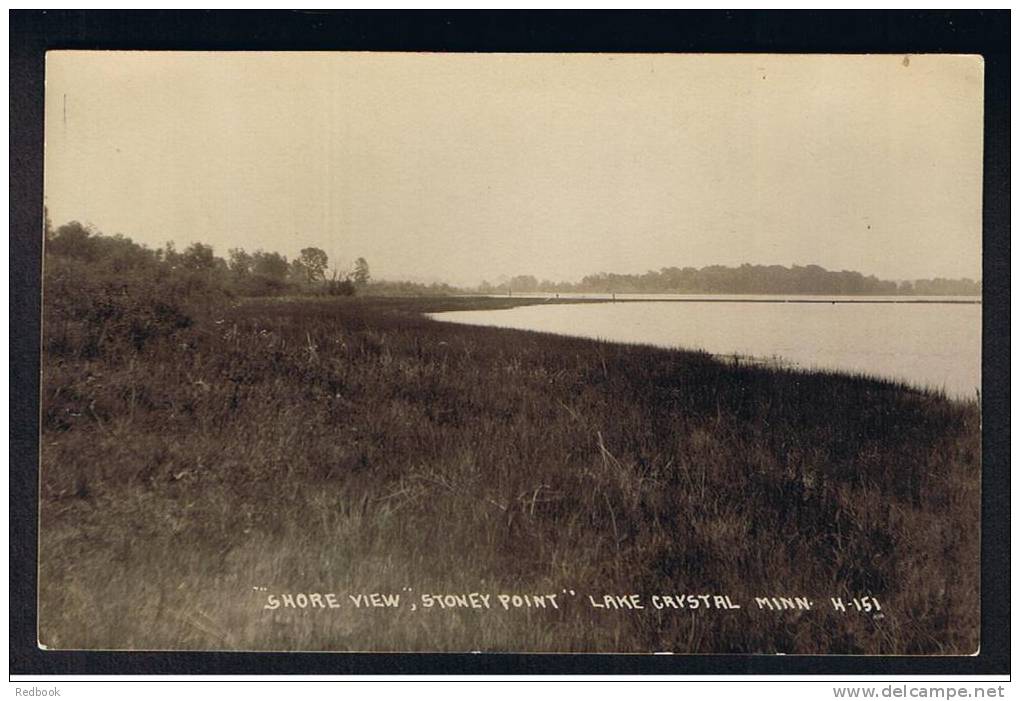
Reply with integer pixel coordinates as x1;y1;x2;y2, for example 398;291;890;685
44;219;980;303
41;220;461;359
44;220;373;299
43;219;374;358
481;265;981;296
43;219;460;301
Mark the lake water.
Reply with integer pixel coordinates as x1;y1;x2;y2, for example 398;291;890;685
429;297;982;400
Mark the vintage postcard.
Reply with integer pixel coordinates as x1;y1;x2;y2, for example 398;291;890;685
39;51;983;654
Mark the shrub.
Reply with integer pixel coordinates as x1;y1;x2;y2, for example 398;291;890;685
325;277;356;297
42;255;219;359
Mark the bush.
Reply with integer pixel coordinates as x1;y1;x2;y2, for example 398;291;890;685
229;273;296;298
43;255;217;359
325;277;356;296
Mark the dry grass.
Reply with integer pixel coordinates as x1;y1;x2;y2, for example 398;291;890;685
39;294;980;653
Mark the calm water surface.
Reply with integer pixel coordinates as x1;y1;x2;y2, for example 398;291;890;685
429;298;981;399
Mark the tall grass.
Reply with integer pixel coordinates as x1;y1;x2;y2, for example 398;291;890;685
39;290;980;653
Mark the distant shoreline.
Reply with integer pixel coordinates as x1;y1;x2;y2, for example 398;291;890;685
427;295;981;400
472;294;982;305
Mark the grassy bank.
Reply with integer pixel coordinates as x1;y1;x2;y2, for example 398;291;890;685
39;295;980;653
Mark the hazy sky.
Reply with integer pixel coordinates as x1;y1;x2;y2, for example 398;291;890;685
45;52;983;285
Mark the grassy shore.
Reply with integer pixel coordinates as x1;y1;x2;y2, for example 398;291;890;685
39;295;980;653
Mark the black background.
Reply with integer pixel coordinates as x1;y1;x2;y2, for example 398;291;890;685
10;10;1010;676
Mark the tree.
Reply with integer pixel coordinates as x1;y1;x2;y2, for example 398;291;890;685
228;248;253;275
180;242;217;271
46;221;96;260
251;250;289;280
293;247;329;283
353;257;371;285
159;241;181;267
508;274;538;292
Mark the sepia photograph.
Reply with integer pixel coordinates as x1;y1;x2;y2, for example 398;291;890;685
34;47;987;657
